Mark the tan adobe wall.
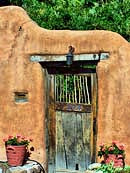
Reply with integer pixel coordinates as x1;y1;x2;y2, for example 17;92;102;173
0;6;130;166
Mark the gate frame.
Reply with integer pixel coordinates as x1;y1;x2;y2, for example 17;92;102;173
42;64;98;172
30;53;109;172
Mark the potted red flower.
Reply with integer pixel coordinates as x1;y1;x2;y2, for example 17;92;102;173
3;135;33;166
98;141;125;167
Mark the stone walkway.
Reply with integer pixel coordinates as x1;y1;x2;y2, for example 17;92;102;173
55;169;95;173
0;162;41;173
0;163;98;173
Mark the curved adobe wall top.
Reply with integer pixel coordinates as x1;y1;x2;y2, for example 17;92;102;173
0;6;129;58
0;6;130;165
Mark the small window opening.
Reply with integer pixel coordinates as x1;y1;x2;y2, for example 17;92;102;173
55;74;91;104
14;91;28;103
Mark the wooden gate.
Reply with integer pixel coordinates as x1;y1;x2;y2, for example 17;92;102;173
44;70;97;173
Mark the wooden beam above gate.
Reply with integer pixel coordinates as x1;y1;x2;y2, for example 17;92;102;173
30;53;109;62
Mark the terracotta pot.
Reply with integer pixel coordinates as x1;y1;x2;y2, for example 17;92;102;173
6;145;27;166
103;154;124;167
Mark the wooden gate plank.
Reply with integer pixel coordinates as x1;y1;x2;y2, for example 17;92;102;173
56;111;91;171
56;111;66;170
46;74;56;173
81;113;91;168
60;111;77;170
74;113;91;170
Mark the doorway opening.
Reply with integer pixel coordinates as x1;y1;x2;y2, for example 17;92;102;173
41;60;97;173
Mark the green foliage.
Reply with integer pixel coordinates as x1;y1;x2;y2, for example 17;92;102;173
98;142;125;159
121;166;130;173
9;0;130;41
0;162;9;172
6;137;30;146
96;163;118;173
3;135;33;146
96;164;130;173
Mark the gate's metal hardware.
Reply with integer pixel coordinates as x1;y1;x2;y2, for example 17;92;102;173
66;46;75;66
19;26;22;31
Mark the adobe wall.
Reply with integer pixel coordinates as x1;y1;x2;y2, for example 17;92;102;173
0;6;130;165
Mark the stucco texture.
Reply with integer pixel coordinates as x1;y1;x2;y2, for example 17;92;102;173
0;6;130;166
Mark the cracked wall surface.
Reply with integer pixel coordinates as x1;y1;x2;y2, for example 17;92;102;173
0;6;130;166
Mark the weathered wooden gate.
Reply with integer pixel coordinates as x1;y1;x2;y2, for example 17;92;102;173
44;67;97;173
30;53;108;172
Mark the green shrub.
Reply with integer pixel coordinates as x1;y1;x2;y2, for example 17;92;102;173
9;0;130;42
96;163;130;173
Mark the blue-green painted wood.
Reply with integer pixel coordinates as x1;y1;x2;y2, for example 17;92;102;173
56;111;91;172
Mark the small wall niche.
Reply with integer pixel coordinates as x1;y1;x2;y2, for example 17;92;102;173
14;91;28;103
